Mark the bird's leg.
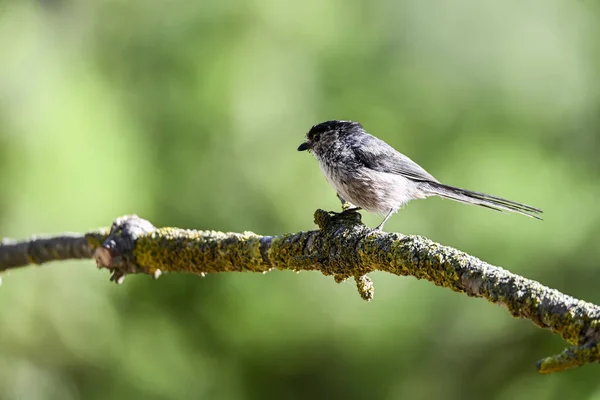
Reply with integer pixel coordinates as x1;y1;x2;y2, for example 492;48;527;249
329;193;361;215
375;208;396;231
337;193;355;211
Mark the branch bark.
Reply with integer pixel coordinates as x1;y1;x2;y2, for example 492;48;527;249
1;211;599;374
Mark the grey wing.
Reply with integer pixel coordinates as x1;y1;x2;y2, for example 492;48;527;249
352;134;438;183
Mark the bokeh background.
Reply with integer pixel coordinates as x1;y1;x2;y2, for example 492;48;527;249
1;0;600;398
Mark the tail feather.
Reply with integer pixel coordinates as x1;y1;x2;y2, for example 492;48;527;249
423;182;543;220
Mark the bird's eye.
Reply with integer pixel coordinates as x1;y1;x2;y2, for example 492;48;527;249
308;132;321;142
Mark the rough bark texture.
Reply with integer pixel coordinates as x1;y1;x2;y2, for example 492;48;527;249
0;231;109;270
1;211;599;374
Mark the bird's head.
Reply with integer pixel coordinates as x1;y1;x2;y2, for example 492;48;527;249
297;120;363;157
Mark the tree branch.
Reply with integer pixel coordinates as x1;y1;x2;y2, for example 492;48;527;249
1;211;599;374
0;230;109;270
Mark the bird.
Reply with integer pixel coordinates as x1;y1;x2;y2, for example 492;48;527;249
297;120;542;230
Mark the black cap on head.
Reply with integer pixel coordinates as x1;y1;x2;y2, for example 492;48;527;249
300;120;363;151
308;120;362;137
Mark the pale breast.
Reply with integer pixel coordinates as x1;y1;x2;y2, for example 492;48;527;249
318;158;425;214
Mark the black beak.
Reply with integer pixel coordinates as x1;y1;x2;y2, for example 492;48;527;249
297;142;310;151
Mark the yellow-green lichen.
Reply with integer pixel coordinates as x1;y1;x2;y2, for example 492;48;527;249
132;228;270;276
84;229;110;250
83;212;600;373
537;342;600;374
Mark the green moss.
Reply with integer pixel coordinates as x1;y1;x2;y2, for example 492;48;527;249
89;212;600;373
538;342;600;373
132;228;271;277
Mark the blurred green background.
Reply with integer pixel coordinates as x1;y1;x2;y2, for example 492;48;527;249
1;0;600;398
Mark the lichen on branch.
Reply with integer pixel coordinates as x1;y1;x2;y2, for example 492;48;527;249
1;211;599;374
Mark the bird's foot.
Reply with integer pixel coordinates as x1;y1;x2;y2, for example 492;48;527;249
341;201;356;211
336;194;357;212
328;207;361;217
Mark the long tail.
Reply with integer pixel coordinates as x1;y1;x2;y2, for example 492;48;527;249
422;182;543;220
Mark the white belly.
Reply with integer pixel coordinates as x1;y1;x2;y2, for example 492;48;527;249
318;160;426;214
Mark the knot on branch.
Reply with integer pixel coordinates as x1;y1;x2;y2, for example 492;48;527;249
355;275;374;301
313;208;363;231
94;215;157;283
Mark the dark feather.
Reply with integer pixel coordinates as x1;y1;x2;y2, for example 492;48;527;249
349;130;542;219
424;182;543;220
351;133;438;182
